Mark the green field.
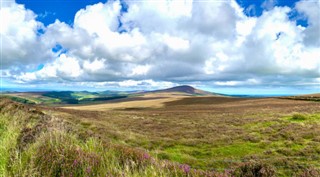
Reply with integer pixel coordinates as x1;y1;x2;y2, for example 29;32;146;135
1;91;131;105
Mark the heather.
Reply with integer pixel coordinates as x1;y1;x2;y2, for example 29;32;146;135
1;97;320;176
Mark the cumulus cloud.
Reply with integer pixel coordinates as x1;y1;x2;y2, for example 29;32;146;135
60;79;177;90
295;0;320;46
0;1;54;70
2;0;320;90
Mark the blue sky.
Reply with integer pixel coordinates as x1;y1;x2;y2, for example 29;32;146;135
1;0;319;94
17;0;300;26
17;0;107;26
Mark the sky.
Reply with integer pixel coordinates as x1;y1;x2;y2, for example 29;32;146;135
0;0;319;95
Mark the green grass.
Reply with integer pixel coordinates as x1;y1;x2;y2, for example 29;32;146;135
0;113;22;176
210;143;262;157
0;95;36;104
156;142;263;170
1;91;130;105
284;113;320;123
118;112;320;175
162;142;261;160
0;95;62;105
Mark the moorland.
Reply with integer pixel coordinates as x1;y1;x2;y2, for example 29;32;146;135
1;85;319;176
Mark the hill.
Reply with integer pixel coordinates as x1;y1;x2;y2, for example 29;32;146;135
1;90;130;105
145;85;214;95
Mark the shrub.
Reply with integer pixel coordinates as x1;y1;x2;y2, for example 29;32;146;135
33;133;102;177
299;167;320;177
233;161;276;177
114;145;153;170
291;114;307;121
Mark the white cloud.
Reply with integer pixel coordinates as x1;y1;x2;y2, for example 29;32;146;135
56;54;82;78
2;0;320;90
295;0;320;46
83;59;106;73
116;79;176;89
130;65;150;76
88;79;176;89
162;34;190;51
214;81;241;86
214;78;261;86
74;2;121;37
0;1;53;69
15;54;83;82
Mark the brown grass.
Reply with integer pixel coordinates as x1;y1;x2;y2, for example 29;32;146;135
62;93;190;110
2;95;320;176
43;96;320;174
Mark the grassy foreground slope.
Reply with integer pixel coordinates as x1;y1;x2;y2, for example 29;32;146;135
0;98;276;177
0;98;183;177
1;96;320;177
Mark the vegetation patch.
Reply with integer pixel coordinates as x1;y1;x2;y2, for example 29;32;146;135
286;113;320;123
0;95;36;104
211;143;262;157
290;113;307;121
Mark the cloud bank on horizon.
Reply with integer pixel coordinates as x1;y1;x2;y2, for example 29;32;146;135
0;0;319;92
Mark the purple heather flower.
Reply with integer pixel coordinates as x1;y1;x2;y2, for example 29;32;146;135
143;153;150;160
73;160;78;166
86;167;92;174
180;164;191;173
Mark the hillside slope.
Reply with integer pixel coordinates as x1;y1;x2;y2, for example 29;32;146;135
0;98;251;176
145;85;214;95
0;99;176;176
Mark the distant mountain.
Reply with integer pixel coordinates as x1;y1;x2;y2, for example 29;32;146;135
146;85;214;95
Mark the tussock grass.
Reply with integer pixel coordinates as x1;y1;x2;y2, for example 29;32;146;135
291;113;307;121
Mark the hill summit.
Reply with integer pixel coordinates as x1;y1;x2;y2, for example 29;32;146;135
161;85;197;94
150;85;212;95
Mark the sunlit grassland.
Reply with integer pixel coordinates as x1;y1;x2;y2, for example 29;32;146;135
183;117;315;176
53;96;320;176
1;91;130;105
0;94;61;104
128;112;320;175
1;96;320;176
0;98;230;176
